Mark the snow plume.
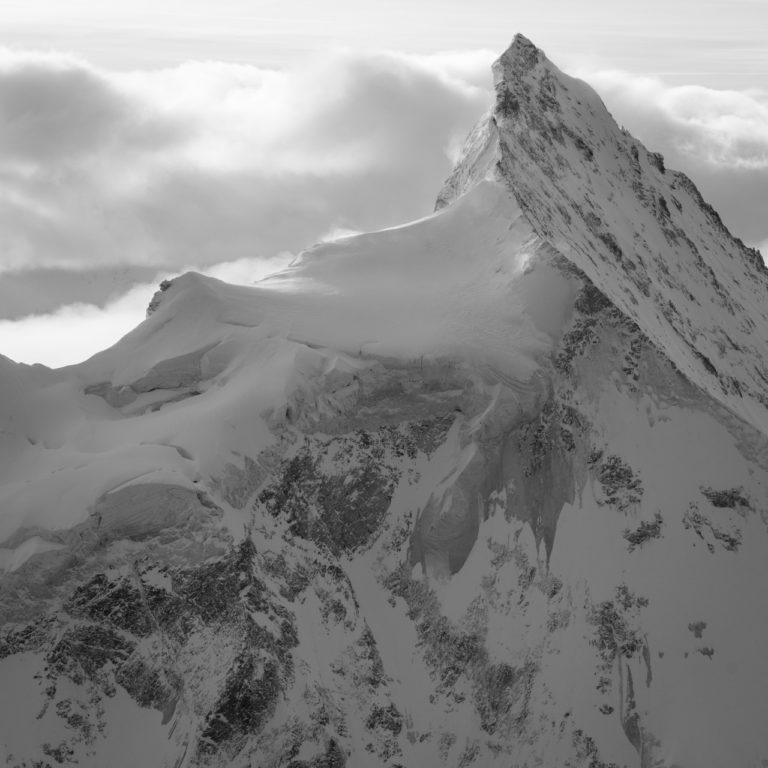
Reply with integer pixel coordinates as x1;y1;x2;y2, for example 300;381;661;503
577;68;768;248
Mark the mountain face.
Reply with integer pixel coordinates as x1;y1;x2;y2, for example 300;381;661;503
2;34;768;768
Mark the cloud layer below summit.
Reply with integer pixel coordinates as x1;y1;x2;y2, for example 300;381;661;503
0;46;766;365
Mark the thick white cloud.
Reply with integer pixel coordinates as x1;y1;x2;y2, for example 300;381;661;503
0;48;492;278
0;284;156;369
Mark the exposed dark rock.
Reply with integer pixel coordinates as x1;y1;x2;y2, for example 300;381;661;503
198;658;281;757
623;513;663;551
365;703;403;735
596;455;643;511
688;621;707;639
700;486;750;509
258;421;449;553
47;625;134;683
589;586;647;666
146;278;174;316
683;504;742;552
648;152;666;174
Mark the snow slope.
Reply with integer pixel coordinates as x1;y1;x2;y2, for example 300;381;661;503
2;33;768;768
0;180;572;554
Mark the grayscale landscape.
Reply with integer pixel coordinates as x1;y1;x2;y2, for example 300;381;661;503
1;7;768;768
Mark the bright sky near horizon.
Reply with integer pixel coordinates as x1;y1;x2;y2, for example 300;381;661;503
0;0;767;367
4;0;768;87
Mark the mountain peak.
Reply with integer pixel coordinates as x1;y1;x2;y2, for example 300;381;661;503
4;34;768;768
495;33;544;75
438;34;768;436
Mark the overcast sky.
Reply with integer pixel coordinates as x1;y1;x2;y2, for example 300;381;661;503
1;0;766;366
5;0;767;88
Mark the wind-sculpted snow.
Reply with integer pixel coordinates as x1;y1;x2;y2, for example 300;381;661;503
3;33;768;768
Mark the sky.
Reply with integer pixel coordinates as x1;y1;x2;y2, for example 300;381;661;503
0;0;766;366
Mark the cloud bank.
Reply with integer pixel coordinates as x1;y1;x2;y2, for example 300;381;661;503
0;47;766;367
0;48;492;279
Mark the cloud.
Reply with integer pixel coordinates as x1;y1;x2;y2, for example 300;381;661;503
0;265;160;321
576;68;768;245
0;283;156;369
0;47;492;280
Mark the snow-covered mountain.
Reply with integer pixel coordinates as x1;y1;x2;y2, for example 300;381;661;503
2;34;768;768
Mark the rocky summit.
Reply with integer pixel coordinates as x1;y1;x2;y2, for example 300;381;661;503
1;34;768;768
